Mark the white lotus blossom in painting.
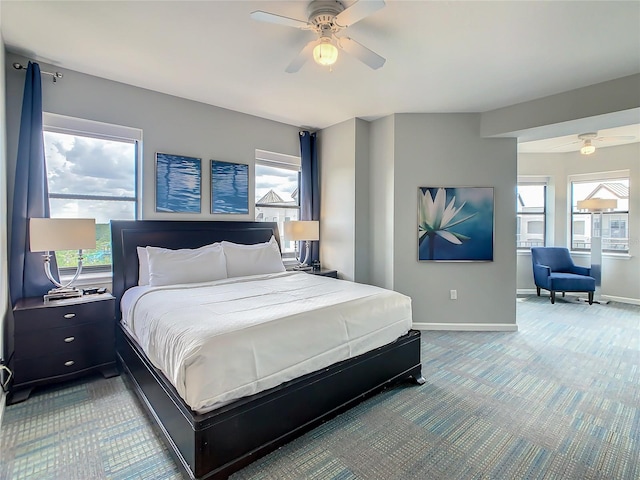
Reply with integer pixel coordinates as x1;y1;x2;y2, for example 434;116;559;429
418;188;476;260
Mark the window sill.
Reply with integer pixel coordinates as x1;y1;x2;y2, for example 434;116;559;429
518;249;632;260
60;271;113;288
569;251;632;259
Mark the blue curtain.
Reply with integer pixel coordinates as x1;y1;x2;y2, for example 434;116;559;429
9;62;58;304
299;131;320;264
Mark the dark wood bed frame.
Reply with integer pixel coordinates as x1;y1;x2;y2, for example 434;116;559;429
111;220;423;480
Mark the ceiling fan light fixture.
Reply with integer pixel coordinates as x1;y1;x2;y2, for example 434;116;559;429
580;140;596;155
313;38;338;66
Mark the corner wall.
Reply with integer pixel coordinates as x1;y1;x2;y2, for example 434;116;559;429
318;118;370;282
368;115;395;289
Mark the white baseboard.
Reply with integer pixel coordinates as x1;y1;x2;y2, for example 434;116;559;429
413;322;518;332
601;295;640;306
517;289;537;295
517;289;640;305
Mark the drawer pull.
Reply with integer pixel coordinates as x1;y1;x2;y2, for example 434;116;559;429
64;360;75;367
63;313;76;319
64;336;75;343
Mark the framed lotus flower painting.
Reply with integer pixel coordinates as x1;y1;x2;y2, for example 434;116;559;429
418;187;494;261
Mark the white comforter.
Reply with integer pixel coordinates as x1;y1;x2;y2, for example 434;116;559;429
122;271;412;413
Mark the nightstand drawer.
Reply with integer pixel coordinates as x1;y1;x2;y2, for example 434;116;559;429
14;297;115;333
14;322;114;360
13;344;114;384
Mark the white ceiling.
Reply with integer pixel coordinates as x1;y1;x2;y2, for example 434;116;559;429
2;0;639;151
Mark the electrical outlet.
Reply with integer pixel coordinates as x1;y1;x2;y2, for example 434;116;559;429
450;289;458;300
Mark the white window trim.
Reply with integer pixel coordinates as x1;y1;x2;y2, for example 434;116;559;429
256;149;300;169
44;113;142;276
567;170;630;253
44;112;143;220
517;178;548;249
255;149;301;260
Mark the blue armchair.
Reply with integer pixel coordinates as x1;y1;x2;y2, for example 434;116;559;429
531;247;595;304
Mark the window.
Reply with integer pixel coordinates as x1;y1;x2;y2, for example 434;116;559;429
43;114;140;272
517;183;546;249
570;175;629;252
254;150;300;258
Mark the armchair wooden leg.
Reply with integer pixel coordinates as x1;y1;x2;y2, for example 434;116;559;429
550;291;555;304
588;291;594;305
536;287;541;297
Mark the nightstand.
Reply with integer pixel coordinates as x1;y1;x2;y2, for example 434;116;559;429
305;268;338;279
7;293;118;404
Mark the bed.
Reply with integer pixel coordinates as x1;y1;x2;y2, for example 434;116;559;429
111;220;423;480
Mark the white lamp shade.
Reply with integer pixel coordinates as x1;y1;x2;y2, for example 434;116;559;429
29;218;96;252
284;221;319;241
576;198;618;212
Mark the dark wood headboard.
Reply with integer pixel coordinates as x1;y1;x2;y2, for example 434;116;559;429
110;220;280;320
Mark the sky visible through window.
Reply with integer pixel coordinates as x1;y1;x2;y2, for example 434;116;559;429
255;164;298;203
44;131;136;223
43;130;136;268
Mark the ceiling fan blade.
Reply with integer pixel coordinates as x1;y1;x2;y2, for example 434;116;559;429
338;37;386;69
335;0;385;27
286;40;319;73
595;135;637;142
550;140;581;150
250;11;311;29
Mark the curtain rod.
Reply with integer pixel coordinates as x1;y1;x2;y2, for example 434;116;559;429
13;62;63;83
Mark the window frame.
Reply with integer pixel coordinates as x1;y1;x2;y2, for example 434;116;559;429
254;149;301;260
43;113;142;274
569;171;630;254
516;179;548;250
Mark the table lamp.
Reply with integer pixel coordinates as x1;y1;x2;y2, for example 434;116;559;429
284;220;319;268
29;218;96;301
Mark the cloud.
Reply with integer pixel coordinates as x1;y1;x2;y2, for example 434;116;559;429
44;132;135;197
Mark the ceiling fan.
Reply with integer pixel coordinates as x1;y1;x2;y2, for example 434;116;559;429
554;131;637;155
250;0;386;73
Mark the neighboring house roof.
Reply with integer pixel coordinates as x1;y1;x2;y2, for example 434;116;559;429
584;183;629;200
257;189;285;204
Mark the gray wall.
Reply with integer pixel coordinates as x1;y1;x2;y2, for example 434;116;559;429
4;53;300;222
353;119;370;284
392;114;517;329
1;32;7;417
318;119;357;280
322;113;519;329
369;115;395;289
518;143;640;303
318;118;370;282
481;74;640;141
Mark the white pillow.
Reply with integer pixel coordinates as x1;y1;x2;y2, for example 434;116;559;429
137;246;150;286
222;236;285;278
146;243;227;287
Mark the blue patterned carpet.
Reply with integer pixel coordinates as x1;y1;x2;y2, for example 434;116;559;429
1;296;638;479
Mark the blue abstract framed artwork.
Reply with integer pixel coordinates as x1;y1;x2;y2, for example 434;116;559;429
211;160;249;214
155;153;202;213
418;187;494;261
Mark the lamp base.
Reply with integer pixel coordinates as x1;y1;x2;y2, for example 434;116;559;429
44;287;83;303
292;263;312;271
